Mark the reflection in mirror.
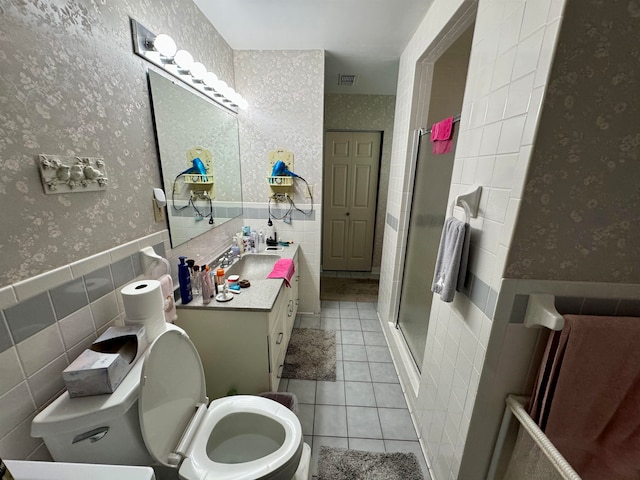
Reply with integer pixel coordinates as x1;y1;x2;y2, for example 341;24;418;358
148;70;243;247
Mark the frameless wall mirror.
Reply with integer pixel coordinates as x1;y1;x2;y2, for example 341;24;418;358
148;70;243;247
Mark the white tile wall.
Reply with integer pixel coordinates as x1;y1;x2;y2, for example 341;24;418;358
0;348;24;396
378;0;567;477
241;202;321;314
0;230;211;461
16;325;66;378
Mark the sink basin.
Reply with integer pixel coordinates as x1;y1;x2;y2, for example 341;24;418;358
225;253;281;279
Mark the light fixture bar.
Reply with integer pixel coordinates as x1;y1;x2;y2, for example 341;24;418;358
130;19;247;112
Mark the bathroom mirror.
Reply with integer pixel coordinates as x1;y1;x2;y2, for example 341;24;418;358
148;69;243;247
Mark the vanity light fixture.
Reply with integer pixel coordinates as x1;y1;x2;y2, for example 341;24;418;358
131;18;246;112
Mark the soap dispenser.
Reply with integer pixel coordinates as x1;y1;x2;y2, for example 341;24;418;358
178;256;193;304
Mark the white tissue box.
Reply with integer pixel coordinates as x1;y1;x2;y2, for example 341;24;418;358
63;326;148;398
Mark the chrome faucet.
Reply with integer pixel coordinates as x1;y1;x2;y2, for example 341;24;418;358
219;250;235;268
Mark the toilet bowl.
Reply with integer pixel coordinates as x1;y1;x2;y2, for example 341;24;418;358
32;326;306;480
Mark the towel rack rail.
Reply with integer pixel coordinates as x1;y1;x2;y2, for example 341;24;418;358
419;113;461;136
524;293;564;330
488;395;581;480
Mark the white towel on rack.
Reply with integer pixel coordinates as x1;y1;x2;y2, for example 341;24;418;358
431;217;469;302
457;221;471;291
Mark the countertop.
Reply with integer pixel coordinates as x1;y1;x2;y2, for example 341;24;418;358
176;244;298;312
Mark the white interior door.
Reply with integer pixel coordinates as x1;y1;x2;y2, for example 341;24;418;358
322;131;381;271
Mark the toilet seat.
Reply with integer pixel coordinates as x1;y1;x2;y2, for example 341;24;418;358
179;396;303;480
138;330;303;480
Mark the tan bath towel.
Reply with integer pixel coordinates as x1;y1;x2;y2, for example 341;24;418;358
529;314;640;480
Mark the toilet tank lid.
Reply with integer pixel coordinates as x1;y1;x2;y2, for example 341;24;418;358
31;359;143;437
31;324;187;438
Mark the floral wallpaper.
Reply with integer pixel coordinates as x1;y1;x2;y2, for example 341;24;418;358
0;0;235;287
233;50;325;204
505;0;640;282
324;93;396;270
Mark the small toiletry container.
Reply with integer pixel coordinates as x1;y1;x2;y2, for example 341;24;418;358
227;275;240;290
215;268;226;294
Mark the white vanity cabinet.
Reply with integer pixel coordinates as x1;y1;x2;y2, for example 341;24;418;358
175;252;299;400
269;259;299;388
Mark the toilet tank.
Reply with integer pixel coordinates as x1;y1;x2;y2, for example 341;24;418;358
31;352;153;466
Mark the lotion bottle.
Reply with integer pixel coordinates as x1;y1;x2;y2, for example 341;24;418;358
192;265;201;295
178;256;193;304
201;267;212;305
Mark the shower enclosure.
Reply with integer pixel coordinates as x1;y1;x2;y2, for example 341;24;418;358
396;127;460;369
396;26;474;371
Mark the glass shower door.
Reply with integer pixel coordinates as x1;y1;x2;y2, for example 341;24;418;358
397;128;458;370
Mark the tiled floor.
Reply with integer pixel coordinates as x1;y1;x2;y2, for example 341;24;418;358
281;300;431;479
321;270;381;279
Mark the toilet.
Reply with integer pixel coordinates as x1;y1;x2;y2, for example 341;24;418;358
32;325;308;480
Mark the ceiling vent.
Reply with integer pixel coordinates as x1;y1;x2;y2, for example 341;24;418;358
337;74;358;86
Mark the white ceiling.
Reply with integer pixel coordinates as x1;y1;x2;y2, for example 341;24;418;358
192;0;434;95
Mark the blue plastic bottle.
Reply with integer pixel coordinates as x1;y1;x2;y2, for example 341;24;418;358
178;256;193;304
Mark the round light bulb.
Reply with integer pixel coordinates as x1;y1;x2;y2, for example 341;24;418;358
203;72;218;88
228;91;241;105
153;34;177;57
224;87;236;102
190;62;206;80
174;49;194;70
220;83;233;98
214;80;228;92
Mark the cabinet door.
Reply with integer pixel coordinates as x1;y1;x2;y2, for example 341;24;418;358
269;314;288;391
268;286;290;389
176;309;269;400
287;253;299;330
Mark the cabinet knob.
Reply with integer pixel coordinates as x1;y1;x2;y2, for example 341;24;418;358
277;364;284;378
276;332;284;344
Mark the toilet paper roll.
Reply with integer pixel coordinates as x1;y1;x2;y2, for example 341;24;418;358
121;280;166;342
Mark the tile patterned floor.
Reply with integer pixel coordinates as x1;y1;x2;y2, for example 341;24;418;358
321;270;381;279
281;300;431;479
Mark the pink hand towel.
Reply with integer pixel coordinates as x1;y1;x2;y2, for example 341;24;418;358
267;258;295;287
430;116;454;155
430;116;453;141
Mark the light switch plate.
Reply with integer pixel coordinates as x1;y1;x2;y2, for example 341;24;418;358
153;200;166;223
